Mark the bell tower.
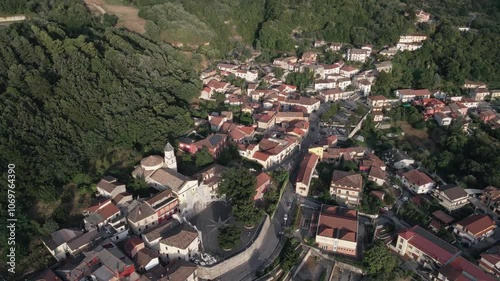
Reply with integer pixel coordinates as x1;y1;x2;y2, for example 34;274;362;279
164;142;177;171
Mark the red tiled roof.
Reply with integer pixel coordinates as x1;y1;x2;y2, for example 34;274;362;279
369;95;387;101
456;214;496;237
432;210;454;224
402;169;434;186
124;236;144;258
256;172;271;188
398;89;431;96
210;116;225;127
439;256;496;281
331;170;363;191
398;225;459;264
341;65;358;72
207;79;228;90
317;205;358;242
253;151;271;161
84;199;120;222
296;154;319;185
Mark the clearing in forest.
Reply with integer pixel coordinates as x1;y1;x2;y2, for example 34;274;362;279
84;0;146;34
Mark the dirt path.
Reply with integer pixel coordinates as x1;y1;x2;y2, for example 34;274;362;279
84;0;146;34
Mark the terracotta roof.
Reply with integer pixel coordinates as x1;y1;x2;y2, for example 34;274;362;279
287;97;320;106
369;95;387;100
341;65;358;72
149;168;190;192
134;248;160;268
456;214;496;237
439;256;496;281
96;176;124;194
320;88;343;96
164;260;197;281
429;219;442;231
331;170;363;191
256;172;271;188
402;169;434;186
483;186;500;201
253;151;271;161
210;116;225;127
127;202;156;223
296;154;319;185
438;184;468;201
398;88;431;97
432;210;454;224
159;223;198;249
207;79;228;90
85;200;120;223
140;155;163;168
370;190;385;200
369;166;386;180
317;205;358;242
143;220;180;242
146;189;171;204
276;111;305;118
398;225;459;264
124;237;144;258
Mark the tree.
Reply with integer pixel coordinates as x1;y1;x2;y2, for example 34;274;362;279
41;219;59;235
273;67;284;79
195;147;214;167
128;177;149;198
218;167;256;201
364;243;398;276
270;169;288;184
218;167;263;226
218;225;241;250
359;194;383;214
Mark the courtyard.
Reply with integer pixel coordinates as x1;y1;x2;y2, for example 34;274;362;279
190;201;261;259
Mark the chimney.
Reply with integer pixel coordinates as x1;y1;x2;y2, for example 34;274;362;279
138;207;141;215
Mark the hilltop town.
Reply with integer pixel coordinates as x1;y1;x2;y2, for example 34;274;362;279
30;7;500;281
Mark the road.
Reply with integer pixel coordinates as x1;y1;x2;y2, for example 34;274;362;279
218;103;329;280
218;183;297;281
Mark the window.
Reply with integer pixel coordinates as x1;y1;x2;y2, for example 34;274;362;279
178;250;180;253
398;244;403;250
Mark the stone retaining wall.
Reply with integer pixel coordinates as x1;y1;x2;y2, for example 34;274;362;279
197;215;271;280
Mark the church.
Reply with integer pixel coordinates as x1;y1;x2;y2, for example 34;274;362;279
132;143;207;218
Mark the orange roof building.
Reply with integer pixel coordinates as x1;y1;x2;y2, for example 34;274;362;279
295;154;320;196
316;205;358;256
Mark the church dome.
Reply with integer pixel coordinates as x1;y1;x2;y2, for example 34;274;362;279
140;155;164;171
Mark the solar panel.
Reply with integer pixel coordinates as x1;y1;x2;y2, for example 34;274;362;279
209;135;222;146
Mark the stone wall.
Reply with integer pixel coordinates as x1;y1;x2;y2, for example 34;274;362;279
0;15;26;22
197;215;271;280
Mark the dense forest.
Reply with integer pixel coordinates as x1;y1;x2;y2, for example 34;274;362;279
0;0;200;276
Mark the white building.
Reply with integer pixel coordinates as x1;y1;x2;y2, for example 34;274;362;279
398;169;435;194
96;176;126;198
234;69;258;82
346;48;370;62
314;79;337;90
142;218;200;262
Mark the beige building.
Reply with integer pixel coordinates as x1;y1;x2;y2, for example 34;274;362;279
295;153;319;196
395;225;459;267
142;218;200;262
315;205;358;256
432;184;469;211
330;171;363;206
